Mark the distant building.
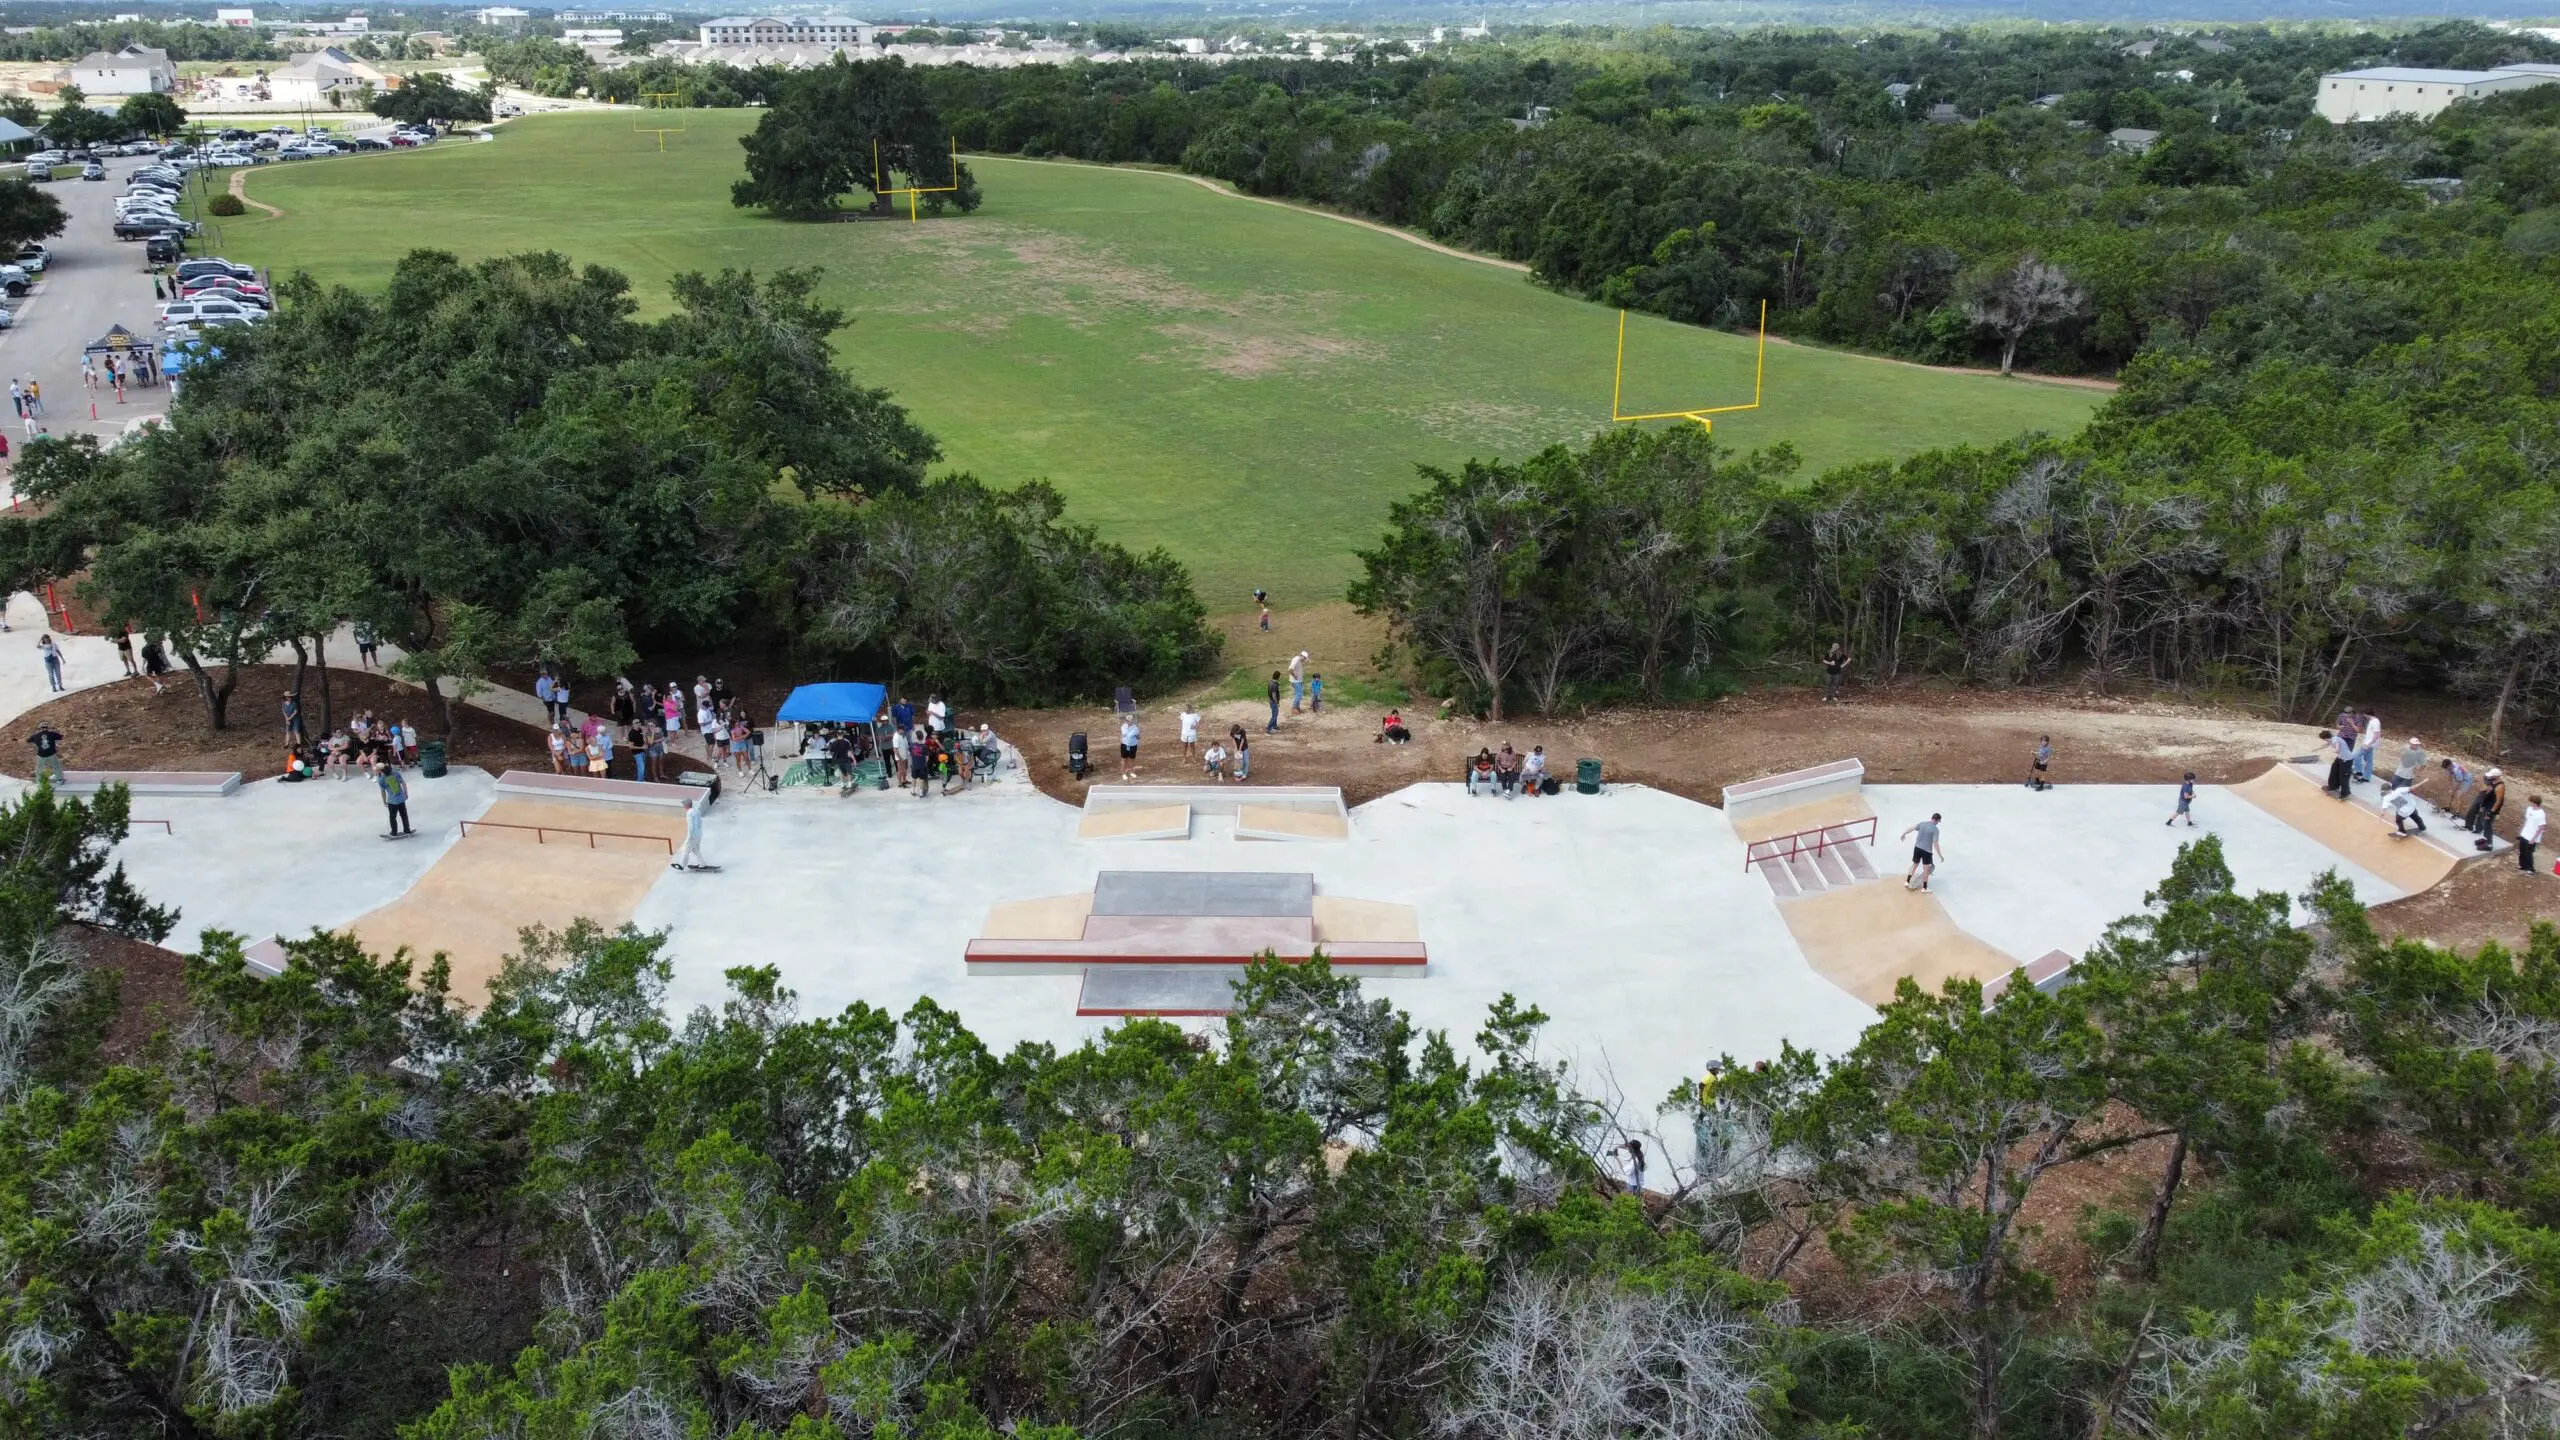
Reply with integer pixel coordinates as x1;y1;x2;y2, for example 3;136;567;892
469;6;531;27
2108;126;2160;153
268;45;383;105
1170;37;1208;54
2032;92;2063;108
2315;63;2560;122
1885;81;1912;104
564;28;623;44
214;7;256;26
1924;101;1964;124
2121;39;2158;58
698;15;874;47
71;44;175;96
2196;37;2233;54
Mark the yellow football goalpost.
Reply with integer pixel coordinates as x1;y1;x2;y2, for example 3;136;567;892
1609;300;1768;432
872;137;961;221
635;93;685;152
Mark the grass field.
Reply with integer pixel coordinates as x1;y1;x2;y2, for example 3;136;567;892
214;112;2104;605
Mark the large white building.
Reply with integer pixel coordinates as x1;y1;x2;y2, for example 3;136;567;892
69;44;174;96
698;14;875;48
2315;62;2560;122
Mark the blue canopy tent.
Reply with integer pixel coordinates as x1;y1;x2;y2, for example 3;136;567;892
774;682;891;789
776;682;886;725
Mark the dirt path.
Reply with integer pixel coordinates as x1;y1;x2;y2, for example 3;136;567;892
227;169;283;218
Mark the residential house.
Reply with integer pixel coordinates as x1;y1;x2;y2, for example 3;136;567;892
70;44;174;96
2108;126;2160;153
268;45;384;107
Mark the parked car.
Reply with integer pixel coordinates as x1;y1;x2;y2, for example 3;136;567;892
216;127;250;141
24;163;50;182
81;162;105;181
182;274;265;299
114;217;190;240
145;234;184;264
159;298;261;328
185;286;269;312
0;309;15;329
176;258;256;283
0;266;30;297
388;133;423;148
353;136;391;151
15;245;46;273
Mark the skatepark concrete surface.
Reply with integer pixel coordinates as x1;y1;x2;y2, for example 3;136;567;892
631;780;1881;1122
345;797;689;1002
0;593;2435;1133
1861;781;2406;969
105;766;500;956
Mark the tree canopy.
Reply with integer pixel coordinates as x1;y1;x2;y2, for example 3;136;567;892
733;56;983;218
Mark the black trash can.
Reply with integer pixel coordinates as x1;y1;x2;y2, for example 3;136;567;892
1068;731;1089;779
1576;756;1602;794
418;739;448;779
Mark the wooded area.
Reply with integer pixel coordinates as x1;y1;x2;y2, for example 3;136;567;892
0;787;2552;1440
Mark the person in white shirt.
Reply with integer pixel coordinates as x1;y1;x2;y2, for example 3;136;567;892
2384;786;2426;837
2521;795;2547;875
1521;745;1548;795
1179;706;1201;758
1118;716;1140;780
1201;740;1226;779
926;694;948;732
2355;712;2383;783
1288;651;1309;712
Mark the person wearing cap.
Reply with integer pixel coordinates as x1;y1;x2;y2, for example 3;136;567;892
2384;785;2427;838
2388;737;2426;793
2438;756;2477;818
2468;768;2507;848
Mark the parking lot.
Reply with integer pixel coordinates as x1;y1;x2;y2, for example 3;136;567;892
0;149;185;452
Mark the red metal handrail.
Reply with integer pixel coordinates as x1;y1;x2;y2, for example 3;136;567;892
1743;815;1878;871
458;818;672;853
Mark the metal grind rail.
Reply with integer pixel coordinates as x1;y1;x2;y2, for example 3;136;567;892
1742;814;1878;870
457;819;674;853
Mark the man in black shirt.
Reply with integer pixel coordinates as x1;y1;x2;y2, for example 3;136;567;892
26;725;63;784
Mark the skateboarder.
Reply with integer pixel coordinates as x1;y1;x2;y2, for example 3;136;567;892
1902;813;1944;891
671;794;711;870
2319;729;2354;800
2167;772;2197;827
2384;786;2426;838
2026;735;2053;791
377;764;412;837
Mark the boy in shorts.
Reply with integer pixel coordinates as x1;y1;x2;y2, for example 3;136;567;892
1902;813;1944;891
2167;772;2197;827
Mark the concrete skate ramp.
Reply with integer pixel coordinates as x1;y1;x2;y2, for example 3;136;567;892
1076;804;1191;841
2228;767;2456;896
1780;881;2020;1007
342;798;687;1005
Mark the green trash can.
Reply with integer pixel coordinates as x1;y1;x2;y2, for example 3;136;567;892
1576;756;1602;794
418;739;448;779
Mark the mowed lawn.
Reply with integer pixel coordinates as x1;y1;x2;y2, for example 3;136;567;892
222;112;2103;604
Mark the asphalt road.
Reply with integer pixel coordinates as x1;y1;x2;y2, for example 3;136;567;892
0;153;203;450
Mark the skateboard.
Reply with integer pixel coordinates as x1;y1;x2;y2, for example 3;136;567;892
668;862;723;873
382;831;419;840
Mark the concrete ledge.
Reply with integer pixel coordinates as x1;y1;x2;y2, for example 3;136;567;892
242;936;288;979
1723;759;1863;823
1079;967;1240;1017
61;769;241;798
966;939;1426;976
1084;784;1346;822
1983;950;2077;1004
493;769;697;812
